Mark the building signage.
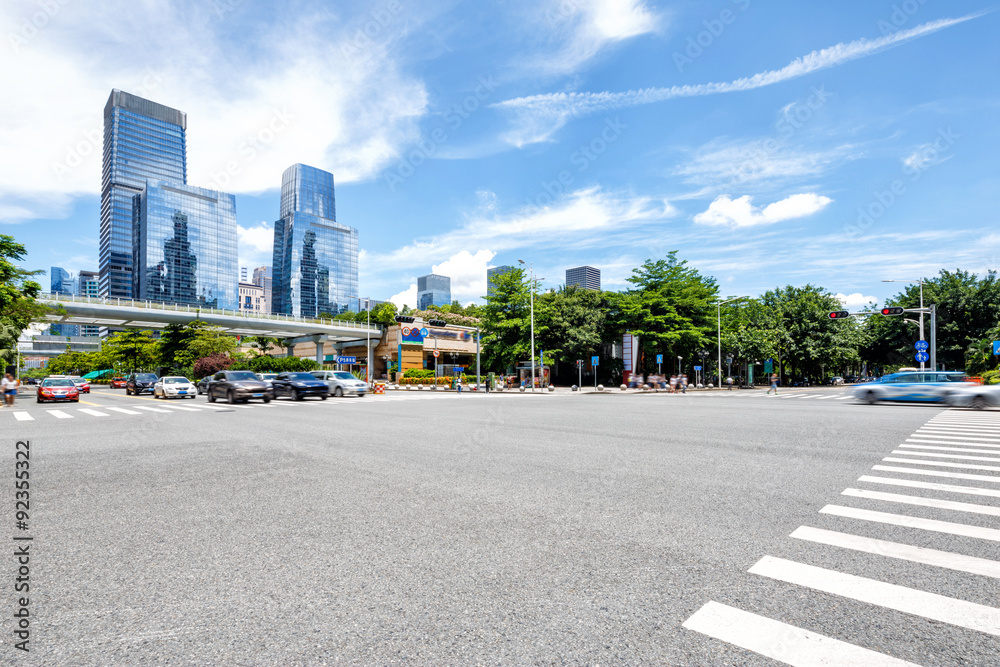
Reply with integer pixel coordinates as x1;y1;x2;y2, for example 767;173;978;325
336;356;357;364
425;328;471;341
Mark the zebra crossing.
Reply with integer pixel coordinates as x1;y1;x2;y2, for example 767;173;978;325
712;389;855;400
683;407;1000;665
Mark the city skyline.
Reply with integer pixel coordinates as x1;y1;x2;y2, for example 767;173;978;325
3;2;999;310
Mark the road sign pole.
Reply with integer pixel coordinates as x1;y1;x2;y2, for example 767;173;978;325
930;303;937;371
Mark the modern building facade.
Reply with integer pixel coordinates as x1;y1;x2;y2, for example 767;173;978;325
417;274;451;310
50;267;78;336
132;181;239;310
101;90;187;298
565;265;601;291
238;282;265;314
252;265;273;314
487;265;516;297
77;271;101;336
271;164;358;318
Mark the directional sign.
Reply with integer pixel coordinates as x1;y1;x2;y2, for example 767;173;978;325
694;365;702;371
336;356;357;364
420;327;429;337
914;340;929;351
591;356;599;366
993;341;1000;356
656;354;663;364
915;351;929;363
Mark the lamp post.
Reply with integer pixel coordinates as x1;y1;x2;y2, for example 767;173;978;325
882;279;925;370
517;259;536;392
715;296;747;387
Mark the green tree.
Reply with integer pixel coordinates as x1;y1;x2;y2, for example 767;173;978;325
536;286;605;373
479;268;530;372
1;235;46;366
245;335;281;357
104;329;159;372
370;301;398;326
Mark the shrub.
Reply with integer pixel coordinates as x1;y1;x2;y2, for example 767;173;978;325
193;353;233;379
981;370;1000;385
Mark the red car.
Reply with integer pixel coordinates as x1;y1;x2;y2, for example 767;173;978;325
110;377;126;389
36;378;80;403
71;378;90;393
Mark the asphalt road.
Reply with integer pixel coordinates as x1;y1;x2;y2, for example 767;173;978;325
2;386;998;665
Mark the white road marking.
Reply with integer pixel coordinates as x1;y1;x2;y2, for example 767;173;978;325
815;395;837;400
858;475;1000;499
681;601;919;667
882;456;1000;473
842;487;1000;518
921;424;1000;432
134;406;172;414
105;407;142;415
749;555;1000;637
908;438;1000;448
159;405;204;412
872;464;1000;484
900;444;1000;455
77;408;108;417
835;396;853;400
892;449;1000;463
819;504;1000;542
12;412;33;421
913;432;1000;443
46;410;73;419
790;526;1000;579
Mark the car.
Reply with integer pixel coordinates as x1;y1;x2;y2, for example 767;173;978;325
311;370;367;397
831;376;845;385
154;376;197;399
70;378;91;393
36;377;79;403
126;373;158;395
110;377;127;389
272;372;329;400
196;377;212;395
206;370;274;404
853;371;971;405
946;384;1000;410
256;372;277;389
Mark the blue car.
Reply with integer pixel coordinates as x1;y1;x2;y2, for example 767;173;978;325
853;371;970;404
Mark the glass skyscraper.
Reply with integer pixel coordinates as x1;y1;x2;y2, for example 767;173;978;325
271;164;358;317
132;181;238;311
101;90;187;298
417;274;451;310
50;267;79;336
487;265;516;297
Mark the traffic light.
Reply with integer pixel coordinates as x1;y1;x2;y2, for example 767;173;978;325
880;307;904;316
394;316;415;324
828;311;850;319
427;319;447;327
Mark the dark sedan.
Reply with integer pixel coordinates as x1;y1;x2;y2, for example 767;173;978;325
126;373;158;395
272;372;330;401
206;370;274;404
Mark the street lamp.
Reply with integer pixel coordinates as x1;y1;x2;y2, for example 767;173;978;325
715;296;748;385
882;278;925;370
518;259;536;392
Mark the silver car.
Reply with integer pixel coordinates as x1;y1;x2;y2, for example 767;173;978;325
311;370;367;397
946;384;1000;410
853;371;970;405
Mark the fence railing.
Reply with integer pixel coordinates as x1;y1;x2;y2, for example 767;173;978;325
40;292;382;332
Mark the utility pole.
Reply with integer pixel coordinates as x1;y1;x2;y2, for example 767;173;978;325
476;326;481;389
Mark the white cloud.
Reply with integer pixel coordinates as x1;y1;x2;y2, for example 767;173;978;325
389;284;417;309
694;193;832;228
902;143;954;171
432;249;497;304
492;14;981;145
236;221;275;271
836;292;877;308
0;2;428;220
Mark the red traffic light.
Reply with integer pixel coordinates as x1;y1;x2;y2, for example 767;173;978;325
881;307;904;316
828;311;850;319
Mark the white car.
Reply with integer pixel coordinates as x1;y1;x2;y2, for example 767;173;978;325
853;371;970;405
311;370;367;397
946;384;1000;410
153;376;197;399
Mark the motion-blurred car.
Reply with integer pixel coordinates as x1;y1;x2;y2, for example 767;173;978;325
206;370;274;404
110;377;127;389
853;371;970;405
70;377;90;393
256;372;277;389
272;372;329;400
945;384;1000;410
196;377;212;395
154;376;197;399
36;377;79;403
126;373;158;395
311;370;367;397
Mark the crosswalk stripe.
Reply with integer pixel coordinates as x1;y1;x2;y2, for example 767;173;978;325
157;405;203;412
907;437;1000;448
815;395;837;400
900;444;1000;455
820;504;1000;542
790;526;1000;580
892;449;1000;463
77;408;108;417
12;411;33;421
681;601;919;666
835;396;853;400
921;424;1000;432
749;555;1000;637
842;487;1000;518
134;406;172;413
46;410;73;419
105;407;142;415
882;456;1000;473
914;432;1000;442
858;475;1000;499
872;464;1000;484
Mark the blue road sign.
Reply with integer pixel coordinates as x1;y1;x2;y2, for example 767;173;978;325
656;354;663;363
914;340;929;351
336;356;357;364
694;365;702;371
994;341;1000;355
419;327;429;337
591;356;599;366
915;351;929;363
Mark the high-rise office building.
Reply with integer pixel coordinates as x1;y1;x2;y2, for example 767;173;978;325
77;270;100;336
565;265;601;291
417;274;451;310
240;267;248;283
238;282;265;314
487;265;516;297
271;164;358;317
252;266;273;314
132;181;238;310
101;90;187;298
50;267;78;336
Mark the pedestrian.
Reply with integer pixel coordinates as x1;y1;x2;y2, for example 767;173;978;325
726;376;733;391
767;373;779;395
681;374;688;394
669;375;677;393
2;372;18;407
456;377;463;394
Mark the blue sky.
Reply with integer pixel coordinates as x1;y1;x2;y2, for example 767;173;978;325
1;0;998;308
